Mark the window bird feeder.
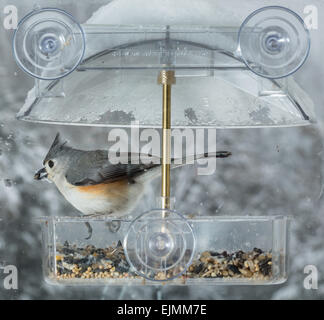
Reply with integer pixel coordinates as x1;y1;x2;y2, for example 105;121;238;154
13;5;312;284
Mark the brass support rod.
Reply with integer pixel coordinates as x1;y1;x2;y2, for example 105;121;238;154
158;70;175;210
162;83;171;209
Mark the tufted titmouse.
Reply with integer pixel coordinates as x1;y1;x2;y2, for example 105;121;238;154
35;133;231;238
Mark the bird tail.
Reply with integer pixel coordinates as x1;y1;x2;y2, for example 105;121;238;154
171;151;232;169
136;151;231;183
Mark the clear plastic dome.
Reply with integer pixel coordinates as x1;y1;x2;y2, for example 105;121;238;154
17;25;315;128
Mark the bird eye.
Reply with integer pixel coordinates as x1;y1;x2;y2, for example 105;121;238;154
48;160;54;168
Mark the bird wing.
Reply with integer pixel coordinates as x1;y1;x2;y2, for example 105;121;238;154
65;151;159;186
65;150;231;186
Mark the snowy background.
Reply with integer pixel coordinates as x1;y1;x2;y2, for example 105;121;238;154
0;0;324;299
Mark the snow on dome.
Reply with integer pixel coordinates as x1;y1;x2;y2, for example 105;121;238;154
85;0;305;26
86;0;242;26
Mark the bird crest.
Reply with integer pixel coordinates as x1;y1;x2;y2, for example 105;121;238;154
43;133;68;164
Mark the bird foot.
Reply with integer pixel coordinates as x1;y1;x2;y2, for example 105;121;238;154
106;220;121;233
84;222;93;240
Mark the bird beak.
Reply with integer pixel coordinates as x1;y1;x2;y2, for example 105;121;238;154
34;167;48;180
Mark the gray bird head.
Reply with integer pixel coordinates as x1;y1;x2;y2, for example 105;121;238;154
34;133;72;182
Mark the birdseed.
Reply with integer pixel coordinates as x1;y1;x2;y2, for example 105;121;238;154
54;242;273;281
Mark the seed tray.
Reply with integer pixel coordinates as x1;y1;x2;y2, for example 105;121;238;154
38;215;290;285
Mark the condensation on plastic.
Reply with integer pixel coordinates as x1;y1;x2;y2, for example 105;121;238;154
17;26;315;128
37;215;290;285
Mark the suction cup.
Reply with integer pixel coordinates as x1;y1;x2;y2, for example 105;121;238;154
13;8;85;80
238;6;310;79
124;209;195;281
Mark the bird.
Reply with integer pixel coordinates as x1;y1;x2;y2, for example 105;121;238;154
34;133;231;238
